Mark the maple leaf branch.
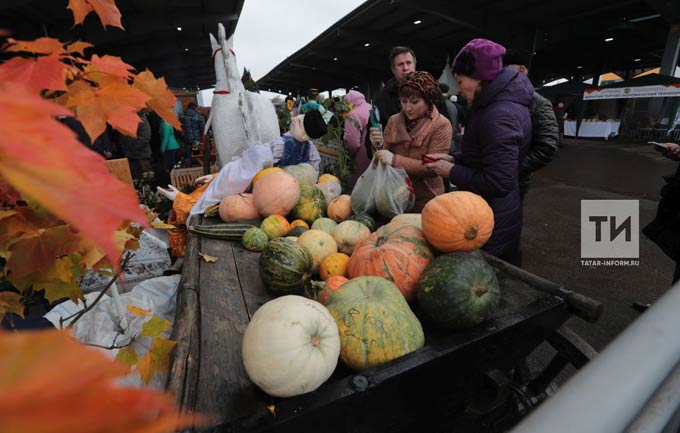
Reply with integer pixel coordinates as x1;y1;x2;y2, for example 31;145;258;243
84;332;133;350
59;252;134;327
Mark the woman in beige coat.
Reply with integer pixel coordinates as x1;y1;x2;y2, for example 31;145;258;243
371;71;453;211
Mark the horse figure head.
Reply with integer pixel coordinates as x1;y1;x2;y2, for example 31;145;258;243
210;23;245;95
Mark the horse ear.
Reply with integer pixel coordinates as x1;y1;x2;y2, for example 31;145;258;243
218;23;227;46
209;33;219;52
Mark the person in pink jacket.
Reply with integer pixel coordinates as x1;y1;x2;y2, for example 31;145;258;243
342;90;371;187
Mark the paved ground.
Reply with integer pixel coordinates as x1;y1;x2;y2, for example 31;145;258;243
520;137;677;354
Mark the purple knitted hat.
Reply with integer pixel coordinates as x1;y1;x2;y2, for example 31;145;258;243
452;38;507;81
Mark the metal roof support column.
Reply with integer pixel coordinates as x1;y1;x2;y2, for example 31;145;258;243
648;24;680;124
660;24;680;77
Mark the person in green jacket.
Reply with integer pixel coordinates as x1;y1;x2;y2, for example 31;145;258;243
160;119;180;172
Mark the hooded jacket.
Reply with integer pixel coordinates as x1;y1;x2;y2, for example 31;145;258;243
449;67;533;257
343;90;371;186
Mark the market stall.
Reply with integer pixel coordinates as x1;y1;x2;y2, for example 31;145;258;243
564;120;621;139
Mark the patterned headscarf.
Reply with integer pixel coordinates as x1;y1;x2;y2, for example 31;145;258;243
398;71;439;107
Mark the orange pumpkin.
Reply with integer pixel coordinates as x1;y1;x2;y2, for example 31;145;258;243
327;195;352;222
218;193;260;222
317;275;349;304
332;221;371;255
317;174;340;185
260;215;291;240
421;191;494;252
349;224;434;301
290;219;310;229
319;252;350;280
252;172;300;217
252;167;284;186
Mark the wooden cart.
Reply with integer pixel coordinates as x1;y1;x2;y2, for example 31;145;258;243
167;220;602;433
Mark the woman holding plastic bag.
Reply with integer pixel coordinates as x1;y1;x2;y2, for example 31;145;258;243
369;71;452;212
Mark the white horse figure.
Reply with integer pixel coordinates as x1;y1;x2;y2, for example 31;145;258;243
206;23;280;167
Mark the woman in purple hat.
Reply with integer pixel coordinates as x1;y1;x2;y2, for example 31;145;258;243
425;38;533;265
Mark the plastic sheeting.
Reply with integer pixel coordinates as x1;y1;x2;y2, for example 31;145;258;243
45;275;181;390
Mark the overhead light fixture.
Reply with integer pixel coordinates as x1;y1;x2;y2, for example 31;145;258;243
629;14;660;23
333;57;338;61
413;20;422;25
364;43;370;47
605;37;614;42
577;66;583;69
177;26;182;31
184;48;189;51
634;58;642;62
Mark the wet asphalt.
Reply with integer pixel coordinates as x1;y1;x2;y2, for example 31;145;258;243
520;137;677;353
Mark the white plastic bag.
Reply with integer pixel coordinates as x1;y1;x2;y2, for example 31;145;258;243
189;142;273;221
351;159;415;218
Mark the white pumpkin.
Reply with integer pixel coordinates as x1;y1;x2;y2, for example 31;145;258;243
388;213;422;229
317;180;342;203
311;217;338;234
242;295;340;397
283;163;318;186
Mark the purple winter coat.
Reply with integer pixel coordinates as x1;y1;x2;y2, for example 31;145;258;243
343;90;371;187
449;67;533;257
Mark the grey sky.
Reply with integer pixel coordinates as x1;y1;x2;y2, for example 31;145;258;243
233;0;366;96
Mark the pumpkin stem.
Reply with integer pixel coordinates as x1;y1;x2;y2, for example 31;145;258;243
376;236;386;247
311;333;321;347
464;225;478;240
473;285;488;297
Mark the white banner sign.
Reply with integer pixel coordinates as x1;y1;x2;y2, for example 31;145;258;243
583;84;680;100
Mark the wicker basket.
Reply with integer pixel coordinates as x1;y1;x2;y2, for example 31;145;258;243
170;167;204;189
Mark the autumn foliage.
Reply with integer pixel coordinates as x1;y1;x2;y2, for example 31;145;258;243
0;329;199;433
0;1;199;431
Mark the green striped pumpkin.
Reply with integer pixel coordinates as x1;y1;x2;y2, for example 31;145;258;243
350;212;377;232
259;238;313;293
241;227;269;252
291;185;327;224
324;276;424;371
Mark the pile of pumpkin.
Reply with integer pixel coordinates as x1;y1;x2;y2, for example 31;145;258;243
204;163;503;399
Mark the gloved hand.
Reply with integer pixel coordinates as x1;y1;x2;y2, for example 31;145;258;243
156;184;180;201
195;174;214;184
375;149;394;165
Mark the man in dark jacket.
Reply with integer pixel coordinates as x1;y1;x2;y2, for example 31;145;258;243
119;111;152;180
373;46;449;128
643;142;680;285
503;50;559;198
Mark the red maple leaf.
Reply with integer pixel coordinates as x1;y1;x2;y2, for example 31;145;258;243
0;84;147;267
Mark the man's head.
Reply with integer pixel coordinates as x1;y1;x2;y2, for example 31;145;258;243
389;46;417;82
503;49;532;75
187;102;197;110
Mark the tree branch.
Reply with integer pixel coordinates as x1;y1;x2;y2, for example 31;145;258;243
59;252;135;328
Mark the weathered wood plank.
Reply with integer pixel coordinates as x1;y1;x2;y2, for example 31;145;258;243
230;243;271;320
194;238;266;424
167;227;202;417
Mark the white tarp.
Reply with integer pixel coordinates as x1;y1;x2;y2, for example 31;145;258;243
584;84;680;100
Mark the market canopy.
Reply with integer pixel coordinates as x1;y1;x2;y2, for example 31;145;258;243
583;74;680;100
537;80;593;99
0;0;244;89
257;0;674;96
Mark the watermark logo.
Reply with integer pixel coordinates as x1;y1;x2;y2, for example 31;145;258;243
581;200;639;266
